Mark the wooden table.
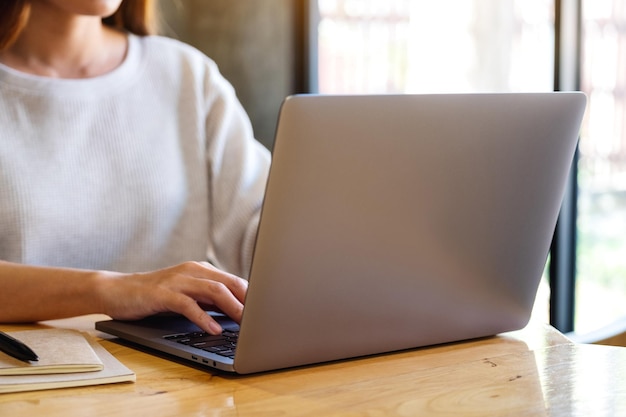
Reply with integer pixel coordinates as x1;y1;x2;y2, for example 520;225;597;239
0;315;625;416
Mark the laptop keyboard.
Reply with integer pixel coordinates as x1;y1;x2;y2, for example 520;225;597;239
164;330;239;359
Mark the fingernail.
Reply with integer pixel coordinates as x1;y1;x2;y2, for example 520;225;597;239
208;321;223;335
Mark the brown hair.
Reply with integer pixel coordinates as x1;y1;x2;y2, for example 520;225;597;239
0;0;31;51
0;0;158;52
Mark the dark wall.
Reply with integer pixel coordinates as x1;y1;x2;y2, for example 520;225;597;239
158;0;302;149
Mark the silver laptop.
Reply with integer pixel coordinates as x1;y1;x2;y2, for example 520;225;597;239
96;92;587;374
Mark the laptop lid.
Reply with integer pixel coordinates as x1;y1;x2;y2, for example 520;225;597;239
233;92;585;373
97;92;586;375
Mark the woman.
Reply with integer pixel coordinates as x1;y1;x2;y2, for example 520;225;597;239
0;0;271;335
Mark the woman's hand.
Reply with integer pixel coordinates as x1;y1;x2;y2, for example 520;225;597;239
97;262;248;335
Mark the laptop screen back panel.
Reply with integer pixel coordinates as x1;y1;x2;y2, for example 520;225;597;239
234;93;586;374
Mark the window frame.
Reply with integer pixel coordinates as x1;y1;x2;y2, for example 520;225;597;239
550;0;582;334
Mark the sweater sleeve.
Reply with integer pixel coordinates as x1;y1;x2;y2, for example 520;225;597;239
202;61;271;278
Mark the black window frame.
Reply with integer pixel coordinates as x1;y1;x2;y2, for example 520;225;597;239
551;0;582;334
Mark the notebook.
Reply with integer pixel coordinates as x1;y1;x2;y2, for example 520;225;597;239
0;329;103;375
0;329;135;393
96;92;587;374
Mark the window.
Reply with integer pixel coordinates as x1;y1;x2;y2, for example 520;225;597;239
314;0;626;336
317;0;554;94
576;0;626;335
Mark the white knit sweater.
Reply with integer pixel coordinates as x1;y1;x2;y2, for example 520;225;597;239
0;35;271;278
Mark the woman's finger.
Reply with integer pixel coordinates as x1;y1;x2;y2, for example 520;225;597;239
164;291;225;335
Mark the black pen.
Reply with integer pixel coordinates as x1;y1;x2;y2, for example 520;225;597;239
0;331;39;362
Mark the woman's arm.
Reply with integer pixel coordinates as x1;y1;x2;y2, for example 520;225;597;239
0;261;246;335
